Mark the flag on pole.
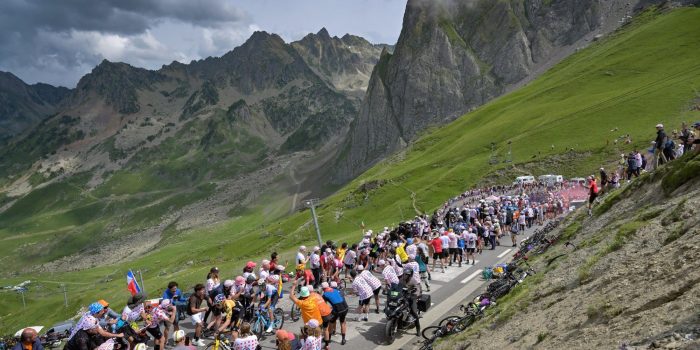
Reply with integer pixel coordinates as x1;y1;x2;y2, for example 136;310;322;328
126;270;141;296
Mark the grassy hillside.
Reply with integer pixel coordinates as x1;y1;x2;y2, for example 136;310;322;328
2;6;700;333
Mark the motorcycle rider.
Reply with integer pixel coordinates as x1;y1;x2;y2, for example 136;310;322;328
400;267;422;336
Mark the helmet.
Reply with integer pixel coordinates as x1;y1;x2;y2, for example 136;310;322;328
246;275;256;284
403;267;414;277
134;344;147;350
97;299;109;308
224;279;234;288
214;294;226;305
88;302;104;315
235;276;245;285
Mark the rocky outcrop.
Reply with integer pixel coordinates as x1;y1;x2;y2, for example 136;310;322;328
72;60;168;114
0;71;70;141
292;28;393;98
333;0;695;182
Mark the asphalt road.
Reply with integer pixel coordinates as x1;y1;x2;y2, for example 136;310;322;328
175;223;545;350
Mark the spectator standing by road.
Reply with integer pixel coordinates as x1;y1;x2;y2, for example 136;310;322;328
654;123;668;168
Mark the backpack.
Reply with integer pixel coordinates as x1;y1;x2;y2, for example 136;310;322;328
664;139;675;150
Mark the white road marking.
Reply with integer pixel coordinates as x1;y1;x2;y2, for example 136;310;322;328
460;270;482;284
497;248;513;258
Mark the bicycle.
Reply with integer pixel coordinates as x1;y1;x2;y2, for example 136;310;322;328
250;307;284;338
419;321;456;350
205;334;232;350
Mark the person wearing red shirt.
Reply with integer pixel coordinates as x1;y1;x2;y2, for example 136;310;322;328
588;176;599;215
430;234;445;273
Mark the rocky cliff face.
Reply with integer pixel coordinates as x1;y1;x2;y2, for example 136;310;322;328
292;28;393;98
1;29;387;185
0;72;70;141
333;0;691;182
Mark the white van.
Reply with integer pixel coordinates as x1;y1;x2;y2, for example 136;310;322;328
513;176;535;186
538;174;564;187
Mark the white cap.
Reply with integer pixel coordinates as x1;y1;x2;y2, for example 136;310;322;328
313;246;320;251
173;330;186;343
656;123;664;128
262;259;270;265
330;281;338;288
299;245;306;251
321;282;329;289
356;265;364;271
377;259;386;266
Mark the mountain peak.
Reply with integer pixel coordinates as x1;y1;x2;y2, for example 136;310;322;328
247;31;285;45
317;27;331;39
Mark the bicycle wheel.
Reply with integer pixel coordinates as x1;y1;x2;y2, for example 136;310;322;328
290;304;300;322
454;315;476;332
204;341;217;350
437;316;460;328
251;317;264;337
274;308;285;330
420;326;443;340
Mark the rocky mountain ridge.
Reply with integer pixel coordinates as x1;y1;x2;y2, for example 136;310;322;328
0;28;388;272
0;71;70;142
333;0;700;183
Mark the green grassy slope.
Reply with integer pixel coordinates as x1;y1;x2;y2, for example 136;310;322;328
2;7;700;333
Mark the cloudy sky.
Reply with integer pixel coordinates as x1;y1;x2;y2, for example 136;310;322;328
0;0;407;87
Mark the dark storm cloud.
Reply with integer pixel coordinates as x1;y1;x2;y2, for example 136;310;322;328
0;0;249;86
0;0;246;35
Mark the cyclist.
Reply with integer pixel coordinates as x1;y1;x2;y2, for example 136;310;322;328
321;281;348;345
260;275;281;333
215;294;243;338
238;275;258;321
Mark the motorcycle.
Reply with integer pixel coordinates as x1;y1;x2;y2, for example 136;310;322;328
384;286;428;345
